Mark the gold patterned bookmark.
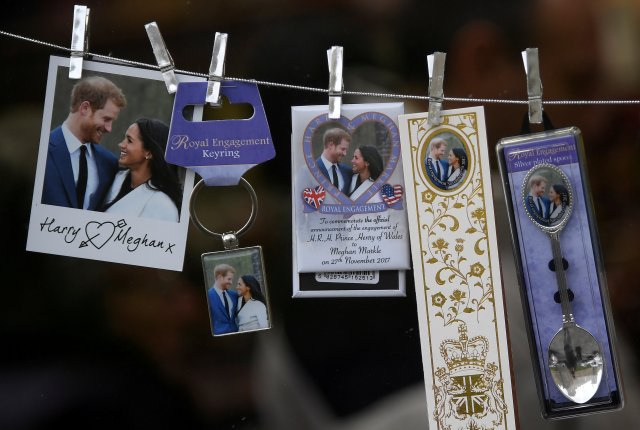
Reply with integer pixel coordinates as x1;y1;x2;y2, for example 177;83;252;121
399;107;517;430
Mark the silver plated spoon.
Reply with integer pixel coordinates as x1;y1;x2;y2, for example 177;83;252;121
522;163;603;404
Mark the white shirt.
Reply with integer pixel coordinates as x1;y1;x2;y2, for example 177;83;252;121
320;154;345;191
61;121;99;209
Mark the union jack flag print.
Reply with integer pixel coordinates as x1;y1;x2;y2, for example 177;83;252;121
451;374;487;416
303;185;326;210
381;183;403;206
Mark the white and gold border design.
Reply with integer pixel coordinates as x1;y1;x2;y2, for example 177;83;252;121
399;107;516;430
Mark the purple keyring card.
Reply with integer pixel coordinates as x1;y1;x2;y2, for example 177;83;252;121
166;80;274;185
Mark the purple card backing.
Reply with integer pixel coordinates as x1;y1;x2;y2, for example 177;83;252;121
166;81;274;185
501;131;618;409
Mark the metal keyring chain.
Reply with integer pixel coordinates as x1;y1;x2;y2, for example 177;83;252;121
189;178;258;249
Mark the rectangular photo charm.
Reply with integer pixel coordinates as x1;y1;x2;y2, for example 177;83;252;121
291;103;410;297
202;246;271;336
399;107;517;430
26;56;199;271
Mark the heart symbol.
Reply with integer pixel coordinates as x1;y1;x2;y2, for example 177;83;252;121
83;221;116;249
381;184;404;207
303;185;326;210
303;112;400;206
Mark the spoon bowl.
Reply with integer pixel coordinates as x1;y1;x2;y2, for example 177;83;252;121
548;323;604;403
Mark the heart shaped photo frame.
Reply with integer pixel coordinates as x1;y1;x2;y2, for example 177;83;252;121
302;111;401;210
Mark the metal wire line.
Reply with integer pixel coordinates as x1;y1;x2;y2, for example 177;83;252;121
2;29;640;105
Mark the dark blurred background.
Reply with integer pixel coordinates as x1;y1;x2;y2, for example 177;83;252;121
1;0;639;429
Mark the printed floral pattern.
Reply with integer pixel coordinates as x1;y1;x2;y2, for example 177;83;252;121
406;111;510;430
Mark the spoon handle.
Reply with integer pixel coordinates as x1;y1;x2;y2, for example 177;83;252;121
549;232;574;325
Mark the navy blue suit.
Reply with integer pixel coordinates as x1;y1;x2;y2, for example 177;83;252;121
425;157;449;190
42;127;118;210
316;157;352;194
207;287;239;335
526;195;551;222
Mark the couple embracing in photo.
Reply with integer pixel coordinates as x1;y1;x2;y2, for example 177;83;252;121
424;137;468;190
42;76;181;222
207;263;269;335
317;127;384;200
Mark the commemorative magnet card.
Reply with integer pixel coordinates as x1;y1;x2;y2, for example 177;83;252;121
497;127;623;418
26;56;197;271
291;103;410;297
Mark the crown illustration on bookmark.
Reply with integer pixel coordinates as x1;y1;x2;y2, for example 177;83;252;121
440;323;489;374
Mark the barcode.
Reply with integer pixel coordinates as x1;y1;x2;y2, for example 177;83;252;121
315;271;379;284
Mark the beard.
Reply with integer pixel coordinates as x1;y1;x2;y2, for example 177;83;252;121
79;118;105;144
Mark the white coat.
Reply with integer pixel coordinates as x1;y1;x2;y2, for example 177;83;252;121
104;170;179;222
236;298;269;331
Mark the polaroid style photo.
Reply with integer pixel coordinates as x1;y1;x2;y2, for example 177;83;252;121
202;246;271;336
26;56;201;271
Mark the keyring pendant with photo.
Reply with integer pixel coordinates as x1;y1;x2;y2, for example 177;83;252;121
164;79;274;335
190;178;272;336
